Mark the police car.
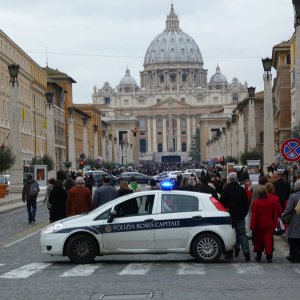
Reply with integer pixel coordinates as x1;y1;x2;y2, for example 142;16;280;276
40;188;235;264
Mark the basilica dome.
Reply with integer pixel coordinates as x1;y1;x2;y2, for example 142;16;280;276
119;68;137;87
209;65;227;87
144;5;203;67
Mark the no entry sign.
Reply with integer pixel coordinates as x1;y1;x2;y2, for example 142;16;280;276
281;138;300;162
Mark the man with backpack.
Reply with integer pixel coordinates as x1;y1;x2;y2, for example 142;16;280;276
22;174;40;223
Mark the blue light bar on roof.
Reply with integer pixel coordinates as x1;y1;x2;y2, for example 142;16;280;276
160;180;174;190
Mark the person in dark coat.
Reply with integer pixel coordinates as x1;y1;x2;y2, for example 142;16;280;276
220;172;250;261
49;180;68;223
250;186;277;263
194;176;219;200
22;174;39;223
282;179;300;262
272;172;290;211
93;176;118;209
64;175;75;191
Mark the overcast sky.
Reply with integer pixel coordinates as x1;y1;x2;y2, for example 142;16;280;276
0;0;294;103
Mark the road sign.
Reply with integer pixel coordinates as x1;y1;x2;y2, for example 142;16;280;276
281;138;300;162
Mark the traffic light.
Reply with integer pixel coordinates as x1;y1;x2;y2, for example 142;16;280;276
79;160;85;169
133;128;137;137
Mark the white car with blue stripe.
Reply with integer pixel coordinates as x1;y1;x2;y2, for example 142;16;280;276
40;190;235;264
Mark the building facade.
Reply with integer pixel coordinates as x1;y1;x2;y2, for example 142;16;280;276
92;5;248;164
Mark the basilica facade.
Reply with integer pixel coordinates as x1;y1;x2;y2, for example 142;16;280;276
92;5;248;164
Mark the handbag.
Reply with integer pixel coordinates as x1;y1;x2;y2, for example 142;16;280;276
274;218;285;236
295;199;300;215
281;212;293;224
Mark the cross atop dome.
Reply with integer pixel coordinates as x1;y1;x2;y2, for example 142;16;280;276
165;4;180;31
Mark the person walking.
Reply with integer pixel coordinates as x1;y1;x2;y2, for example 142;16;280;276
66;177;93;217
220;172;250;261
194;176;219;200
22;174;40;223
43;178;55;220
49;180;68;223
282;179;300;262
250;186;277;263
93;176;118;209
63;174;75;192
272;171;290;211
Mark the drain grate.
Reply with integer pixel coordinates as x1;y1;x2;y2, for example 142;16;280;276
99;292;153;299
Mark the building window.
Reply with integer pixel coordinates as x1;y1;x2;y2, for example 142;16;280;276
232;93;239;102
182;143;187;152
211;129;220;137
158;143;163;152
170;74;176;83
104;97;110;105
138;99;145;105
159;74;164;83
260;132;264;143
213;97;219;103
286;54;291;65
140;139;146;153
157;99;161;104
124;99;129;106
181;98;185;103
182;73;187;82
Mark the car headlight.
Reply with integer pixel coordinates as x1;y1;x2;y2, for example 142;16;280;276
42;223;64;234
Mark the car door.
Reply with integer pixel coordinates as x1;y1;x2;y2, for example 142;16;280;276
101;193;158;250
154;193;205;249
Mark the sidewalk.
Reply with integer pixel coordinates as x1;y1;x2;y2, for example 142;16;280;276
0;187;46;215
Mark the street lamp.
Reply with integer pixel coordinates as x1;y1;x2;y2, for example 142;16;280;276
45;92;54;109
247;86;256;102
262;57;272;80
8;64;20;87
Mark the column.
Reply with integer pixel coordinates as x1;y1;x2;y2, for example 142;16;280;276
8;69;23;192
147;116;152;153
93;125;98;160
186;115;191;151
248;99;256;150
82;117;88;157
152;117;157;152
176;116;181;152
263;73;276;170
191;115;196;137
294;10;300;127
238;113;244;155
162;116;167;151
167;98;173;152
108;135;113;161
46;104;56;179
68;108;76;170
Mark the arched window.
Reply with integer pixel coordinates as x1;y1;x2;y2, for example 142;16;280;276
158;143;163;152
182;143;187;152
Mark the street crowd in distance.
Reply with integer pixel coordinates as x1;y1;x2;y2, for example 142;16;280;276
22;161;300;263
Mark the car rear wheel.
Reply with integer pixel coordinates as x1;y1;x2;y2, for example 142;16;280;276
66;234;98;264
191;233;222;263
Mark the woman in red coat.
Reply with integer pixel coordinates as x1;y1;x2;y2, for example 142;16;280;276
250;186;277;263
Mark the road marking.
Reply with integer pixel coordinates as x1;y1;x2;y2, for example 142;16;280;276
60;264;100;277
2;220;48;248
2;230;41;248
118;263;153;275
294;268;300;274
233;263;264;274
0;262;52;279
177;263;206;275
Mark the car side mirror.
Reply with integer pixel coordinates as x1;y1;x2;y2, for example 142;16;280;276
107;210;117;223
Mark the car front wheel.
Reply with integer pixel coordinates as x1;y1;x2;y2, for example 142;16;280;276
191;233;222;263
66;234;98;264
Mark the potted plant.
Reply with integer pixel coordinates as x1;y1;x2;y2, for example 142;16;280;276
0;144;15;198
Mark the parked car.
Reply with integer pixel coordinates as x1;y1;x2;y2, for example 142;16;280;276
93;172;119;187
40;190;235;264
152;171;183;183
118;172;151;184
